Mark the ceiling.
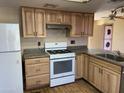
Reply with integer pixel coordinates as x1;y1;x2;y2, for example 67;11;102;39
0;0;124;19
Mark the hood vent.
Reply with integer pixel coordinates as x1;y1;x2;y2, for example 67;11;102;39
46;24;71;31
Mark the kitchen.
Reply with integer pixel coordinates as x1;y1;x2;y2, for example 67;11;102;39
0;0;124;93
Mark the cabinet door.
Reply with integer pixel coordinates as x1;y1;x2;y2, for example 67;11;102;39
89;62;102;90
84;14;94;36
76;54;82;79
102;68;120;93
71;13;83;37
46;10;63;24
82;54;89;80
35;9;46;37
63;12;72;25
22;8;35;37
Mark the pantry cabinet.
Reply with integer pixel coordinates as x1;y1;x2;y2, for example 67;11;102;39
22;7;46;38
24;57;49;90
89;57;121;93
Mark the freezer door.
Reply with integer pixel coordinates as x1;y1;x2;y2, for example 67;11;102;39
0;52;23;93
0;23;20;52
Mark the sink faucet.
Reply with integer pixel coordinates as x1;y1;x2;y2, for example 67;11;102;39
113;50;121;56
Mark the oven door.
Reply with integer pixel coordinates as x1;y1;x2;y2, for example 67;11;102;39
50;57;75;79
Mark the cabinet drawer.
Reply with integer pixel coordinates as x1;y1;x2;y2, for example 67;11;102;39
26;74;49;90
25;58;49;65
25;62;49;76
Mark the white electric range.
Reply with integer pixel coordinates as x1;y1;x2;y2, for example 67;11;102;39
45;42;75;87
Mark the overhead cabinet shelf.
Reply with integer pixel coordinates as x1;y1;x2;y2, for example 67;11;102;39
21;7;94;38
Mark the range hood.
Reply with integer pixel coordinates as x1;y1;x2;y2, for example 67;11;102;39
46;24;71;30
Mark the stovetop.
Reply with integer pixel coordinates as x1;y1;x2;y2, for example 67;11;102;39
47;49;72;54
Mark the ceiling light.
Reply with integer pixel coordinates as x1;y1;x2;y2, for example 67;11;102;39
66;0;91;3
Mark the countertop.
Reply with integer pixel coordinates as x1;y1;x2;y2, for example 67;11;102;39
23;48;49;59
68;46;124;67
23;46;124;67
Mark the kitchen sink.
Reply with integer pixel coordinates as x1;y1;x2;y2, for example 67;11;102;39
95;53;124;62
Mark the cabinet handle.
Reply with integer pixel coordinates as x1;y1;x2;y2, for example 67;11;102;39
33;32;35;35
36;60;40;63
36;80;41;84
101;69;103;74
35;32;37;36
99;68;101;73
36;69;40;72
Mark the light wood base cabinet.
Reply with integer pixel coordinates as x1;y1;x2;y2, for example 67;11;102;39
26;74;49;90
89;57;121;93
82;54;89;80
75;54;89;80
24;57;49;90
76;54;83;79
102;68;120;93
89;62;103;90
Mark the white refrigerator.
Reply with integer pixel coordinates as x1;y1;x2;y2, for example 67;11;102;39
0;23;23;93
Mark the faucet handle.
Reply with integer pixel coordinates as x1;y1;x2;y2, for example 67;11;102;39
115;50;121;56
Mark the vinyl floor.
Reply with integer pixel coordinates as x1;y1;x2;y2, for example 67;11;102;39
25;80;101;93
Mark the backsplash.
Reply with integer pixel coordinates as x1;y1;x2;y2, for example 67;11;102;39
21;29;88;50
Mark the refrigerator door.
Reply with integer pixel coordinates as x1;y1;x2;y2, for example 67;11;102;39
0;23;21;52
0;52;23;93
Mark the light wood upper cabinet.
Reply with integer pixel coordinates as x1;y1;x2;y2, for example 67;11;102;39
22;7;94;37
45;10;72;25
22;7;46;38
63;12;72;25
84;14;94;36
76;54;83;79
22;8;35;37
70;13;94;37
35;9;46;37
45;10;63;24
71;13;84;37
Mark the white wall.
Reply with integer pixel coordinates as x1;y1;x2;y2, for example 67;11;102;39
88;21;104;49
88;19;124;53
0;7;19;23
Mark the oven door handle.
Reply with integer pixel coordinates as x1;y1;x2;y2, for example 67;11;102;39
51;57;75;60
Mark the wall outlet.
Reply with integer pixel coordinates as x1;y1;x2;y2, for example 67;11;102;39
38;42;41;46
70;40;75;44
